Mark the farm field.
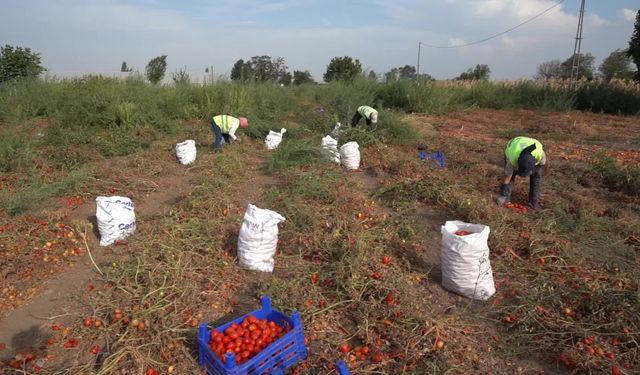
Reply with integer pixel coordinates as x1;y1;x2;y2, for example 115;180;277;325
0;83;639;374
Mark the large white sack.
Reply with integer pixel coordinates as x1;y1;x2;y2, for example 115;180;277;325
175;140;196;164
96;196;136;246
237;204;286;272
340;142;360;170
265;128;287;150
321;135;340;164
440;220;496;301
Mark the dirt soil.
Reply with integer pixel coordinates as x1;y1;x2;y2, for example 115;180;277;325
1;110;638;374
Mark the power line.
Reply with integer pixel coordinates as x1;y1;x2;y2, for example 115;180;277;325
420;0;567;49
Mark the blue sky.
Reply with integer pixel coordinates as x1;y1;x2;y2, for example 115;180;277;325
0;0;637;82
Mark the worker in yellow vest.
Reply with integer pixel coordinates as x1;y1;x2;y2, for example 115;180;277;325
210;115;248;152
351;106;378;129
496;136;547;209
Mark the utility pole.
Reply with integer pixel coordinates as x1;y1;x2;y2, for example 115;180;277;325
416;42;422;80
570;0;586;82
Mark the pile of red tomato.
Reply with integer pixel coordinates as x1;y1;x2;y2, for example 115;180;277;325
208;315;289;365
504;203;528;213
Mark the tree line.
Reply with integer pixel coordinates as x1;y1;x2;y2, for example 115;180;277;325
2;10;639;85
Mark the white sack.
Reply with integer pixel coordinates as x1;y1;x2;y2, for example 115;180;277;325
175;140;197;164
440;220;495;301
340;142;360;170
321;135;340;164
96;196;136;246
265;128;287;150
237;204;286;272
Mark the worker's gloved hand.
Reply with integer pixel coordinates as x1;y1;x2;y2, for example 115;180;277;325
496;183;512;206
496;195;509;206
528;201;541;210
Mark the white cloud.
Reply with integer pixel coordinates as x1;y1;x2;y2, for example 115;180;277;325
474;0;508;17
587;13;609;27
449;38;466;46
622;8;636;22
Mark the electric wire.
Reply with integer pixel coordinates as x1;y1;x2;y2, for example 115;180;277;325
420;0;567;49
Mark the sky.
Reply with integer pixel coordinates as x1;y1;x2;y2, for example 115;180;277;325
0;0;637;82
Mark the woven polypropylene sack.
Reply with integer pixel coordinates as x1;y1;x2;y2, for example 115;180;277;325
339;142;360;170
265;128;287;150
96;196;136;246
321;135;340;164
237;204;286;272
440;221;495;300
176;140;197;164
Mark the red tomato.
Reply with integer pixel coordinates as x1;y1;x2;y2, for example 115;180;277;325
339;344;351;353
382;256;391;264
90;345;100;355
371;351;383;363
384;293;394;305
63;339;78;348
311;273;318;284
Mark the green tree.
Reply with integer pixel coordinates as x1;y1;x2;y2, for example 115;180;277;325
0;45;45;83
293;70;315;85
385;65;416;82
280;71;292;86
120;61;133;72
560;53;595;80
230;59;253;82
145;55;167;84
535;59;563;80
627;10;640;81
250;55;288;83
323;56;362;82
456;64;491;80
599;49;635;81
230;56;288;83
171;67;190;85
417;73;435;82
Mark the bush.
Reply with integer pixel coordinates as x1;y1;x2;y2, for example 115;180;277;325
576;82;640;115
593;155;640;196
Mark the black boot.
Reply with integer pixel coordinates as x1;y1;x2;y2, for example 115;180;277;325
528;167;542;209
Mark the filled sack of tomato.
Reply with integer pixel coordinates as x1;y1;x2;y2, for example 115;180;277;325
265;128;287;150
440;221;496;301
237;204;286;272
176;139;197;165
96;196;136;246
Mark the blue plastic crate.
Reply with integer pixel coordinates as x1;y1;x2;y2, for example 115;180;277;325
271;360;350;375
419;151;446;168
334;361;350;374
198;296;308;375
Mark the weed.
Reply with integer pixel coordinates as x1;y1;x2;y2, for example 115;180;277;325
265;141;331;171
593;155;640;196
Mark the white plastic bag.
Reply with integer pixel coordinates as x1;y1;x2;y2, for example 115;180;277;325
321;135;340;164
96;196;136;246
265;128;287;150
237;204;286;272
175;140;196;164
440;220;495;301
340;142;360;170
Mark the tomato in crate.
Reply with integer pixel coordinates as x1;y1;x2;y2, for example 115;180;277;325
198;296;307;375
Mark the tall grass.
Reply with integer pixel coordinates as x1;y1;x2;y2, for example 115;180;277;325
593;155;640;196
